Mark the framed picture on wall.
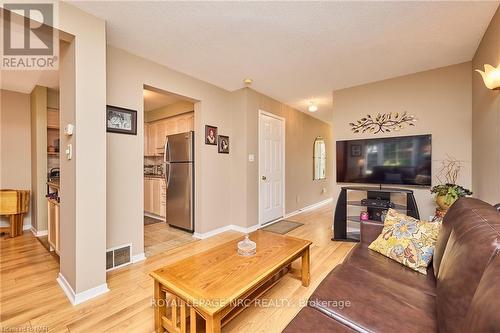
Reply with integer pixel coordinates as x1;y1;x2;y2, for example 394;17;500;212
218;135;229;154
106;105;137;135
205;125;218;145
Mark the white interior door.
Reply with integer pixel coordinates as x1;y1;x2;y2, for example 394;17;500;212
259;112;285;225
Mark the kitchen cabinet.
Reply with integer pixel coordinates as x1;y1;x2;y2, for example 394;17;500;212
144;178;152;213
165;117;177;136
155;121;168;156
144;177;166;218
47;181;60;254
186;114;194;131
152;178;161;214
47;198;60;254
147;122;159;156
160;181;167;217
144;112;194;157
144;123;149;156
175;116;188;134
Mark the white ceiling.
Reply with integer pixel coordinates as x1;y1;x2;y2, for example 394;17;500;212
1;69;59;93
72;1;499;123
143;89;186;112
0;17;60;94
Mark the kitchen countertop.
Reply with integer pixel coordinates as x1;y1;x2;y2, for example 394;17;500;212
144;174;165;179
47;179;60;189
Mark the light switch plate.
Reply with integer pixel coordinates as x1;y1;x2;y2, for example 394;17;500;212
65;144;72;160
248;154;255;162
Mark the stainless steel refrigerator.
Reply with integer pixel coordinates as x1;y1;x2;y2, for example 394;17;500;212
164;131;194;232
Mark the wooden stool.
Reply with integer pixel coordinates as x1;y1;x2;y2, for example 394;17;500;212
0;190;30;238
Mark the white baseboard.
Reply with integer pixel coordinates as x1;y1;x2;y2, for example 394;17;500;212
30;226;48;237
231;224;260;234
56;273;109;305
131;252;146;263
193;225;232;239
23;224;31;231
193;224;260;240
144;212;164;220
284;197;333;219
192;198;332;240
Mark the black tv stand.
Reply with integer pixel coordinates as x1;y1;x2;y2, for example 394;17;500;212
332;186;420;242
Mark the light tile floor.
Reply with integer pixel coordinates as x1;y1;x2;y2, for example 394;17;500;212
144;217;196;257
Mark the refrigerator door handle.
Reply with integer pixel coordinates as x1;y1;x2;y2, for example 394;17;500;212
164;138;169;163
166;163;171;189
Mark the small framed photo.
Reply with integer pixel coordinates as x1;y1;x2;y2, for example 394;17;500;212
205;125;217;145
106;105;137;135
218;135;229;154
350;144;362;157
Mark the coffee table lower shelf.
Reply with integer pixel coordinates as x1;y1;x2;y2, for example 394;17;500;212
152;244;310;333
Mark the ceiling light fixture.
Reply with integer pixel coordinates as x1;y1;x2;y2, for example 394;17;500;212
308;102;318;112
475;64;500;90
243;78;253;86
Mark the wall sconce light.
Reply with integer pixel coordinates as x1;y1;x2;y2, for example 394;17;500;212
475;64;500;90
308;101;318;112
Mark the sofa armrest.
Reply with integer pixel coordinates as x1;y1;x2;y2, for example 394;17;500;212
360;220;384;245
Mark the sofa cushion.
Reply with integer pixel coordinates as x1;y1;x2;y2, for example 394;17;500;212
282;306;355;333
345;245;436;296
433;198;493;276
368;209;442;274
435;203;500;332
308;262;437;333
463;252;500;332
360;220;384;245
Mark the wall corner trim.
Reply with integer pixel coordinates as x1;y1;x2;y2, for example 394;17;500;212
193;224;260;240
30;227;48;237
131;252;146;263
284;197;333;219
56;273;109;306
193;198;333;240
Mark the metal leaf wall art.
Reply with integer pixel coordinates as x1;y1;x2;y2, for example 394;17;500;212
349;112;417;134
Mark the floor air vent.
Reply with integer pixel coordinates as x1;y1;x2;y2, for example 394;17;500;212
106;244;131;271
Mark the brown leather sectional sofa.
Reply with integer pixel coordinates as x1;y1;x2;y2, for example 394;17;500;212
284;198;500;332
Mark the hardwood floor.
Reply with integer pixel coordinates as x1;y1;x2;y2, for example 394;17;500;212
0;203;355;333
144;219;196;257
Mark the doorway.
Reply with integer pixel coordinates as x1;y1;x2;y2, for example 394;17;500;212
259;110;285;225
143;86;196;257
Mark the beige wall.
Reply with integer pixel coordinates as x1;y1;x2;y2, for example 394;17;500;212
30;86;48;232
332;62;472;220
58;2;108;294
0;89;32;228
242;88;333;227
472;7;500;204
58;39;77;292
47;88;59;109
106;46;236;255
145;100;194;122
106;47;333;254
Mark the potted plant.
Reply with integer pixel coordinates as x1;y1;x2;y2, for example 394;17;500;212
431;183;473;211
431;156;472;211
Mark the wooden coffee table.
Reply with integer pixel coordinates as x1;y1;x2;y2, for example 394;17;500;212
150;230;312;333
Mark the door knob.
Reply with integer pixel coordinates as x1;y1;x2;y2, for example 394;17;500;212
262;175;267;181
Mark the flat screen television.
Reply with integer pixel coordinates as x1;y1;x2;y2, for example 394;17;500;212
336;134;431;186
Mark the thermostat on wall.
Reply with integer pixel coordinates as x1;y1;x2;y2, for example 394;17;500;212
64;124;74;136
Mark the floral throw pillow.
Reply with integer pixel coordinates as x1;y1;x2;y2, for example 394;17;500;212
368;209;442;274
